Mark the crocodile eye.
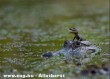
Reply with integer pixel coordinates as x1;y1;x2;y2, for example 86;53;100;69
88;49;96;53
86;49;96;57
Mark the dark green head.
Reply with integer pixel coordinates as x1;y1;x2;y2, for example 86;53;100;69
69;28;78;34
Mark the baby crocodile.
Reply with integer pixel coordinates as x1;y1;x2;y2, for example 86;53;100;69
69;28;85;41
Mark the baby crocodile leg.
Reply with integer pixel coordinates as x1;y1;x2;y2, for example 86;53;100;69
69;28;85;41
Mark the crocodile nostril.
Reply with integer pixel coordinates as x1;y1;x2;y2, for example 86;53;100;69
42;52;53;58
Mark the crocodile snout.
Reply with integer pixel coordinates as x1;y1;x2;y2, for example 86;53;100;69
42;52;53;58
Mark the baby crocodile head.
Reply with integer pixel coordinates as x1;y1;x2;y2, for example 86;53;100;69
69;28;78;34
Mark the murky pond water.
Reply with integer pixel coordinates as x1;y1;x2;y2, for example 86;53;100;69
0;0;109;79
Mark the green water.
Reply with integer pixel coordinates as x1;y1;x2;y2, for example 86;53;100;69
0;0;109;79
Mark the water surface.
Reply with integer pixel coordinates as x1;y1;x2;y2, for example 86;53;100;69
0;0;109;79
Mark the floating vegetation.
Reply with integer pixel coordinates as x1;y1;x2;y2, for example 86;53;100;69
0;0;109;79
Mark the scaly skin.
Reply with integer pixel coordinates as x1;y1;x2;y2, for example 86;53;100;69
42;40;101;60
